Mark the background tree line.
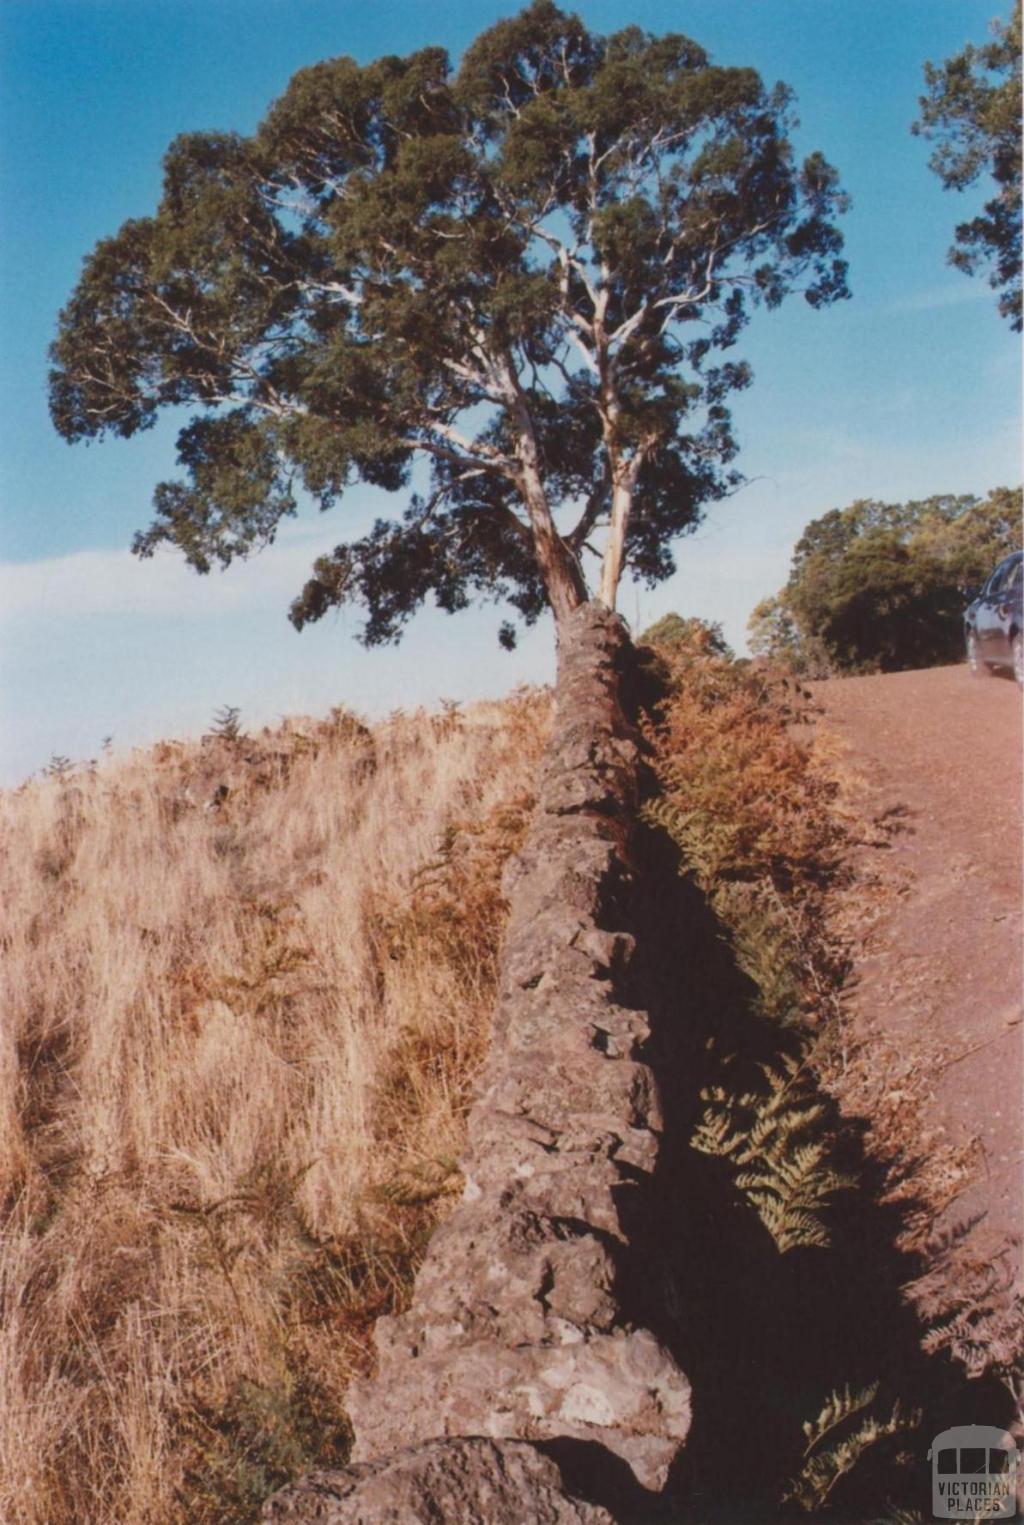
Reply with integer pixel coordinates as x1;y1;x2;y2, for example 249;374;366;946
748;485;1021;673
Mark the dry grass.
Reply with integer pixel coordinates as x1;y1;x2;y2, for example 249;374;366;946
0;692;548;1524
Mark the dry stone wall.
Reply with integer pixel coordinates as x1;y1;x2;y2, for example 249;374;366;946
263;603;690;1523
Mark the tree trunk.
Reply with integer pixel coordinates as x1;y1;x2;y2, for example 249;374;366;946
502;361;590;622
522;474;590;623
597;476;634;610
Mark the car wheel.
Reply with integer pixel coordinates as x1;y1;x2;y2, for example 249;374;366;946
966;631;988;676
1013;633;1023;688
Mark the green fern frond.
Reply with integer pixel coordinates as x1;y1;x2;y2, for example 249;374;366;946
691;1108;742;1158
691;1053;853;1252
785;1387;920;1512
802;1382;879;1449
743;1197;832;1252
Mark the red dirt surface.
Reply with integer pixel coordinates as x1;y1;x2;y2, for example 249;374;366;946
813;663;1022;1274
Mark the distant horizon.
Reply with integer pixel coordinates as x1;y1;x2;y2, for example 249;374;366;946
2;0;1020;785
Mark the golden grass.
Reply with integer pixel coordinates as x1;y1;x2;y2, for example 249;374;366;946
0;693;548;1524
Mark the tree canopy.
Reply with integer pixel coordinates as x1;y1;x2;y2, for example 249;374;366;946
914;2;1022;330
50;1;848;646
640;611;732;660
749;487;1022;672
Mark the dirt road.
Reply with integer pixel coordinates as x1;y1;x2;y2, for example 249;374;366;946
813;663;1022;1271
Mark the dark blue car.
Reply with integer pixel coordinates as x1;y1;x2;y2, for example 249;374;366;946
964;550;1023;685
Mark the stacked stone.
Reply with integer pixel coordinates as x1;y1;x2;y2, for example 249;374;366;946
263;604;690;1523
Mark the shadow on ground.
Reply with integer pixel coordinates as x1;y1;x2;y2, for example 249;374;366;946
568;815;1013;1525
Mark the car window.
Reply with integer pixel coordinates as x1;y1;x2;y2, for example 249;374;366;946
1006;561;1023;594
987;560;1016;595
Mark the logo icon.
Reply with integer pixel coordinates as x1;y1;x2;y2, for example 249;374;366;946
928;1425;1019;1519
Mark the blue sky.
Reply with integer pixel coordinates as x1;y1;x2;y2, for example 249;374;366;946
1;0;1019;783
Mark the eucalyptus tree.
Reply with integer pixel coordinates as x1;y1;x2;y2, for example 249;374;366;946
914;2;1022;330
51;1;848;646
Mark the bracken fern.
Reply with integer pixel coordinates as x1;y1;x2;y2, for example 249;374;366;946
643;624;854;1253
692;1052;855;1252
782;1383;920;1513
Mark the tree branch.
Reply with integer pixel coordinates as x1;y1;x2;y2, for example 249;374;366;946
567;456;612;549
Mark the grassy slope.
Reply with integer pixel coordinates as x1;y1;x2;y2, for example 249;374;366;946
0;694;548;1525
3;654;1016;1523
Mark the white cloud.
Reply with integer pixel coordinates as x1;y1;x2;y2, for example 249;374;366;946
888;281;993;315
0;523;344;624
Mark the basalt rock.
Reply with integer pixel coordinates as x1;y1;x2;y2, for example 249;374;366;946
261;1437;615;1524
263;603;690;1522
